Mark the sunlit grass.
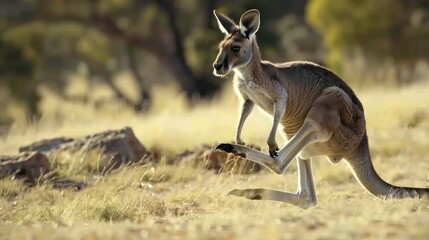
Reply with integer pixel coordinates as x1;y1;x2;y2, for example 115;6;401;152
0;79;429;239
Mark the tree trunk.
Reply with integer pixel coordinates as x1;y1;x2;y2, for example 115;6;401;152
126;46;151;112
156;0;198;98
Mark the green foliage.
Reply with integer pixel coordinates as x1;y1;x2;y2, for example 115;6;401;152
307;0;429;71
186;29;218;76
0;35;39;116
0;0;315;120
2;0;428;122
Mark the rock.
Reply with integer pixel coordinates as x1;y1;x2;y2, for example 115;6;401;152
19;137;74;152
170;143;262;174
19;127;150;171
66;127;149;169
0;152;50;182
51;179;88;190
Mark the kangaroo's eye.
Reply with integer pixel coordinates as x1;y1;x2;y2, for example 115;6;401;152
231;46;241;52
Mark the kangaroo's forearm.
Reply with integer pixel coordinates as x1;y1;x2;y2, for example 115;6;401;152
236;100;254;144
267;100;287;147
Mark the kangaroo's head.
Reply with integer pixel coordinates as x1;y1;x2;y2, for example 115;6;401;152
212;9;260;77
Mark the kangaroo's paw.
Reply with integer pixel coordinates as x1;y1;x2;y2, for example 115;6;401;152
269;149;279;158
268;141;279;158
227;188;263;200
215;143;247;158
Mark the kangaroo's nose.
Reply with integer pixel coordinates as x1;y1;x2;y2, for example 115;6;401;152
213;62;223;71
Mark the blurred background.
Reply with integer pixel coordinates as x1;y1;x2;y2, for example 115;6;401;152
0;0;428;129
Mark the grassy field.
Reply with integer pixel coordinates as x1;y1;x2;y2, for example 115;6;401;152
1;80;429;240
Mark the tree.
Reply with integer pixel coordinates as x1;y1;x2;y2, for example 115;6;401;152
0;37;39;118
0;0;318;120
307;0;429;74
0;0;223;114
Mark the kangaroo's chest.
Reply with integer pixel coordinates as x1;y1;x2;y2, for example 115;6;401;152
236;78;274;114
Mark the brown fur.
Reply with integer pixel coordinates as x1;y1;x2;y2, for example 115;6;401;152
213;9;429;206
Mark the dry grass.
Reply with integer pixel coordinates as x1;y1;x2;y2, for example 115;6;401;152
1;79;429;239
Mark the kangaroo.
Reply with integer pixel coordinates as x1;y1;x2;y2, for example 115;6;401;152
212;9;429;209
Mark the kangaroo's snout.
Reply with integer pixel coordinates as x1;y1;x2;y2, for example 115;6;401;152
213;61;224;71
213;54;229;76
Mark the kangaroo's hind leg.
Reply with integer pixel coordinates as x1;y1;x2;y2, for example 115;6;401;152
228;157;318;209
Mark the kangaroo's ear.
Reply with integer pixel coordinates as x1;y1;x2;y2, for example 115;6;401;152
239;9;260;39
213;10;237;35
